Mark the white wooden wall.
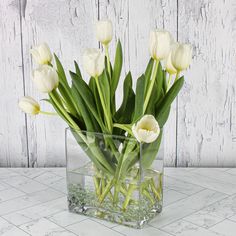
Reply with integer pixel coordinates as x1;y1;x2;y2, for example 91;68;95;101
0;0;236;167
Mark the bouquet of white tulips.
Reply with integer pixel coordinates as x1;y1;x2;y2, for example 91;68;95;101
19;20;191;219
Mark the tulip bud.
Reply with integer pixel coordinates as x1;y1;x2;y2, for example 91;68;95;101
30;43;52;65
132;115;160;143
149;30;172;61
82;48;105;78
171;43;192;71
96;20;113;45
32;65;59;93
19;96;40;115
165;44;178;74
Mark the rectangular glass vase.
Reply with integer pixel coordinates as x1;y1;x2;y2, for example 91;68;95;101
66;128;164;228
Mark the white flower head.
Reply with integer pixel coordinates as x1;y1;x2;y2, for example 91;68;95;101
18;96;40;115
82;48;105;78
30;43;52;65
165;43;178;74
132;115;160;143
96;20;113;45
171;43;192;71
149;30;173;60
32;65;59;93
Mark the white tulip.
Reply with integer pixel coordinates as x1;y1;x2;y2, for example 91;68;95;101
83;48;105;78
149;30;172;61
96;20;113;45
32;65;59;93
171;43;192;71
30;43;52;65
165;44;178;74
132;115;160;143
18;96;40;115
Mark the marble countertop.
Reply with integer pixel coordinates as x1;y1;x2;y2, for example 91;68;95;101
0;167;236;236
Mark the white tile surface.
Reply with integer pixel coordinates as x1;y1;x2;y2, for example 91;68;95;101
0;217;29;236
47;210;87;227
0;168;235;236
162;219;223;236
209;219;236;236
20;218;77;236
149;189;227;228
66;219;123;236
184;209;225;228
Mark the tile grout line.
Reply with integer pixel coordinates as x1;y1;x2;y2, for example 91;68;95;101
0;215;31;236
152;192;236;231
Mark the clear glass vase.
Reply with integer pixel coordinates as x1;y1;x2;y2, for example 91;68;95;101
65;128;164;228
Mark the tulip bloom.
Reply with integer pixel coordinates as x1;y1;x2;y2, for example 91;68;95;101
30;43;52;65
82;48;105;78
32;65;59;93
19;96;40;115
165;44;178;75
171;43;192;71
132;115;160;143
96;20;113;45
149;30;172;61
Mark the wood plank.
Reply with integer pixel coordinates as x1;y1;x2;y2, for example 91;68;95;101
0;0;28;167
177;0;236;166
21;0;99;166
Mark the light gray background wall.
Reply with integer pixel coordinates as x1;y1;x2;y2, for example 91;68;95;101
0;0;236;167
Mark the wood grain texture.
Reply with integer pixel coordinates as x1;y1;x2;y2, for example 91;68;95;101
21;0;98;166
1;0;236;167
177;0;236;166
0;0;28;167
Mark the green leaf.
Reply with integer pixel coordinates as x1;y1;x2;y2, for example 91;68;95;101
163;70;167;92
89;77;104;121
99;71;110;110
157;105;171;128
111;40;122;98
133;74;146;122
114;72;135;123
146;81;158;115
70;71;104;129
155;62;164;101
54;54;68;86
144;58;154;95
141;130;163;169
71;84;99;132
74;60;82;78
156;76;184;127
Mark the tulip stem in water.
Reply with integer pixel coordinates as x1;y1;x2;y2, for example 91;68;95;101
39;111;58;116
143;60;159;113
104;45;111;80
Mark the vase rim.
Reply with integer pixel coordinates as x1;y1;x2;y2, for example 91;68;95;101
65;127;138;142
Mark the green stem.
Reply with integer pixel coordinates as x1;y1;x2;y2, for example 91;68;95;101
150;179;161;201
50;91;81;131
174;71;180;83
39;111;58;116
99;179;114;203
93;177;101;197
104;44;111;80
122;184;136;210
113;123;133;135
95;77;112;132
166;74;173;92
143;60;159;113
142;189;155;205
